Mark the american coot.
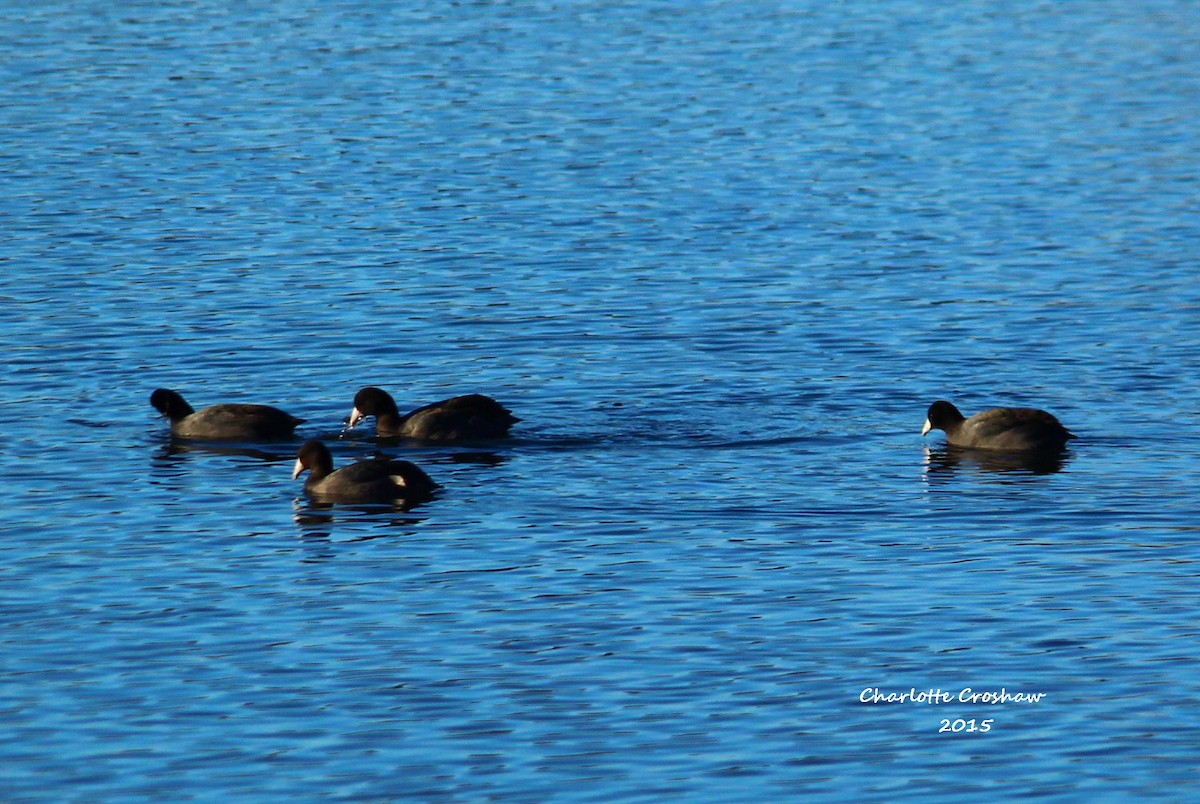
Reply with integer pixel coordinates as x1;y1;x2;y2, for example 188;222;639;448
921;400;1074;453
150;388;304;440
291;439;438;503
346;386;519;440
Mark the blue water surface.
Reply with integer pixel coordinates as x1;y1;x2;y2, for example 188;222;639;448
2;0;1199;800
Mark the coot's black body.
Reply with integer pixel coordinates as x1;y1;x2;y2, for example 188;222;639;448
921;400;1074;453
347;386;518;440
151;388;304;440
292;439;438;504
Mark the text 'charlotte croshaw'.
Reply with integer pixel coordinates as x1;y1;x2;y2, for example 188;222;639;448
859;688;1046;705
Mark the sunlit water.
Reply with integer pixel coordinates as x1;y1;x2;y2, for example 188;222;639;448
3;1;1199;799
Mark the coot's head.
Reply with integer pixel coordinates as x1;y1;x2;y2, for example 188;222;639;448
292;439;334;480
347;386;398;428
921;400;965;436
150;388;194;421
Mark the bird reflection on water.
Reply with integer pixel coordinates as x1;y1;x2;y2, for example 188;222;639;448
153;438;294;464
293;496;431;532
922;444;1071;480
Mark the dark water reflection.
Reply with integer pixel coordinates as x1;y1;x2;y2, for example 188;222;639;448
153;438;298;464
445;451;507;467
922;444;1072;478
293;498;432;543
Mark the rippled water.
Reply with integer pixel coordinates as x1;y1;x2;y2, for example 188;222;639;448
3;0;1199;799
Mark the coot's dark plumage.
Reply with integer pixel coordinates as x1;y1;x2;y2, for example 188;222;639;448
346;386;519;440
291;439;438;503
921;400;1074;453
150;388;304;440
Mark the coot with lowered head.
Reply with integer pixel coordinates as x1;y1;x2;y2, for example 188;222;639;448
150;388;304;440
347;386;518;441
921;400;1074;453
